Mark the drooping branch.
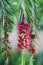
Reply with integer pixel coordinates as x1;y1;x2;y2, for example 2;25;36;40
2;19;12;59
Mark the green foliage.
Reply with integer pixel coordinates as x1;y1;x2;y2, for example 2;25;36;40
9;51;33;65
9;51;25;65
0;0;20;22
4;57;9;65
0;0;42;28
24;0;41;29
0;51;6;65
33;51;43;65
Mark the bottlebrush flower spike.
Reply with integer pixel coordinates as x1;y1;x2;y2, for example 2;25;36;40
29;42;37;55
17;16;38;55
17;16;31;49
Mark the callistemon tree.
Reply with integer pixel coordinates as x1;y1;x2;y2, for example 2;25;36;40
0;0;40;65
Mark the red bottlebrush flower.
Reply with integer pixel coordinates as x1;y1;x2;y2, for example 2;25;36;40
25;23;30;30
26;37;31;41
30;33;35;39
24;43;29;48
17;16;37;52
19;36;23;41
18;39;21;43
29;46;36;55
17;24;25;33
32;48;36;55
18;24;24;30
18;43;22;49
18;39;23;45
25;32;30;37
24;39;28;43
24;34;31;41
18;43;29;49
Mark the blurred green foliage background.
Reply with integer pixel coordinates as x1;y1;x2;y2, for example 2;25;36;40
0;0;43;65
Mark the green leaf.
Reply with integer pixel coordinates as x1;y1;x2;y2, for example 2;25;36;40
4;57;9;65
0;51;5;64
